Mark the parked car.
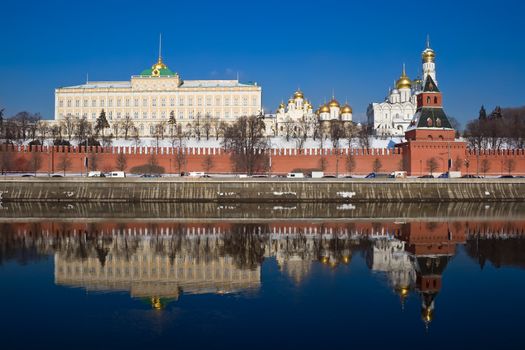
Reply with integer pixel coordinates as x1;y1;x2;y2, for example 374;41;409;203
51;174;63;177
344;175;353;178
106;171;126;178
438;173;449;178
287;172;304;178
499;175;514;178
21;174;35;177
140;174;161;178
418;174;434;178
461;174;479;178
88;171;105;177
365;172;376;178
322;175;336;178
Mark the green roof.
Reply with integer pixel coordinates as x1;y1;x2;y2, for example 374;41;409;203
415;107;453;129
140;67;176;76
423;75;440;92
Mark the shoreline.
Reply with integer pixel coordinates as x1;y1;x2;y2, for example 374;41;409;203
0;178;524;203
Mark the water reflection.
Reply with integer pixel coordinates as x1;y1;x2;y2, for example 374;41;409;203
1;216;525;330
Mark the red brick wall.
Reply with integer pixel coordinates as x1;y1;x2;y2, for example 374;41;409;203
1;144;524;176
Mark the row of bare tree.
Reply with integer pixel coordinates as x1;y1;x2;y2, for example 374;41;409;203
464;106;525;150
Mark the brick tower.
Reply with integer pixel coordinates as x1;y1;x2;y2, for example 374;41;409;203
400;76;466;176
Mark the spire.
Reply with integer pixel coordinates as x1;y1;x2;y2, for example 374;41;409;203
402;63;407;77
426;34;430;49
158;33;162;61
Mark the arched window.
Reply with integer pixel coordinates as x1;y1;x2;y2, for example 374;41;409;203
426;96;431;104
438;135;444;140
434;97;438;104
428;135;433;140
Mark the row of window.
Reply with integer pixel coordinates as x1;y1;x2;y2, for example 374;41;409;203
61;109;251;120
59;96;258;108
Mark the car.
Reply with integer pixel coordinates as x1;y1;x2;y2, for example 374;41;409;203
365;172;376;178
344;175;353;178
140;174;161;178
21;174;35;177
51;174;63;177
322;175;336;178
461;174;479;178
499;175;514;178
252;174;268;178
287;172;304;178
106;171;126;178
88;171;105;177
418;174;434;178
437;173;449;178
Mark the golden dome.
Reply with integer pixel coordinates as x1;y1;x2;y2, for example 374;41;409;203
422;48;435;63
319;104;330;113
278;102;286;109
294;89;304;99
341;104;352;114
328;98;340;108
152;57;167;70
396;64;412;89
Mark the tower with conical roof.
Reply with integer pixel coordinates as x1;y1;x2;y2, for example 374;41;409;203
399;72;466;175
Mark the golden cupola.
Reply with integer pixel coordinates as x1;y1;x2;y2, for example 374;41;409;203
396;64;412;89
294;89;304;99
328;98;340;108
278;101;286;109
319;104;330;113
422;36;436;63
341;104;353;114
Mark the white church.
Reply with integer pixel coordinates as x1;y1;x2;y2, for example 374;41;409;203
367;39;438;137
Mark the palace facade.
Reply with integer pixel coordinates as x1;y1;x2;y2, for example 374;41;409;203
54;51;262;137
367;38;437;137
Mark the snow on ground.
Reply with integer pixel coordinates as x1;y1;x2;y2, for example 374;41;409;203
31;136;406;149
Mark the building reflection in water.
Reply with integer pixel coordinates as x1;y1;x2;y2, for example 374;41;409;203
1;219;525;328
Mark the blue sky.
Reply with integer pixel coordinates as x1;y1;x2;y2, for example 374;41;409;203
0;0;524;126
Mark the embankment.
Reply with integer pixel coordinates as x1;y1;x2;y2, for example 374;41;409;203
0;178;523;203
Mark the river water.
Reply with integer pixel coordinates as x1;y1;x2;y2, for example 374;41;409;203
1;202;524;349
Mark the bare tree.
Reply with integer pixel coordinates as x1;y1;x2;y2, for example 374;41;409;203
358;124;373;149
115;152;127;171
202;114;212;141
222;115;269;175
211;117;222;140
121;115;135;140
372;158;382;173
193;113;202;141
426;157;439;175
29;152;43;175
503;158;516;175
202;155;214;173
58;153;72;176
0;146;14;174
330;121;345;150
346;153;356;174
283;117;294;142
62;114;76;141
480;158;491;177
345;123;358;148
318;156;328;171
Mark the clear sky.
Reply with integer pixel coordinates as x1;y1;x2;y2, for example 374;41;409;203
1;0;524;126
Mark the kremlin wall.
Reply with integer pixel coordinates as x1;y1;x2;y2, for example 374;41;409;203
2;142;525;176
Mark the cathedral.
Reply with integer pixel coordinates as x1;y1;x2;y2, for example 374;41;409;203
367;38;438;137
270;89;353;138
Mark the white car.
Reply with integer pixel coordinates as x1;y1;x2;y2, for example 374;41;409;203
106;171;126;178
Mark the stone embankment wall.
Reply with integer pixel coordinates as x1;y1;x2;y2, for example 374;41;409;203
0;178;523;203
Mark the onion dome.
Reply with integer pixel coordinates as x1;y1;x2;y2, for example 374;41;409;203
278;102;286;109
319;104;330;113
396;64;412;89
422;36;436;63
294;89;304;99
288;98;294;104
328;98;340;108
341;104;353;114
422;48;436;63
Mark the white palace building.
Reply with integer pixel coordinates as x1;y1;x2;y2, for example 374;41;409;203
54;42;262;137
367;38;438;137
